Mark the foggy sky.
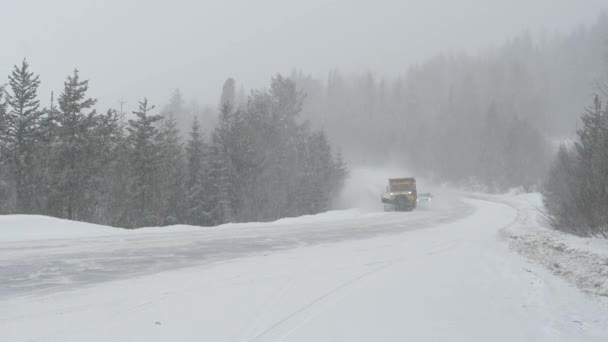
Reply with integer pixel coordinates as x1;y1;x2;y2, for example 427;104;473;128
1;0;607;113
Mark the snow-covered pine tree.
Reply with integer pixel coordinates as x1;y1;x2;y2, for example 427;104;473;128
574;96;608;234
163;89;189;136
330;150;348;207
224;108;254;221
86;109;122;223
184;116;211;226
286;126;313;217
220;78;236;110
105;114;131;227
237;90;273;221
52;69;97;220
303;131;333;214
0;86;6;134
266;75;305;219
0;86;12;213
3;60;43;213
207;103;234;225
35;91;60;216
543;145;581;233
157;114;186;225
545;95;608;237
126;98;163;227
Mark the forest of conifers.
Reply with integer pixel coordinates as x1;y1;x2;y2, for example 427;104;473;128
0;65;347;228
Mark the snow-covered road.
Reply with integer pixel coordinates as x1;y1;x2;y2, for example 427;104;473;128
1;193;607;341
0;194;470;299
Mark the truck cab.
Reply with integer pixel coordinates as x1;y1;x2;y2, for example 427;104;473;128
382;178;417;211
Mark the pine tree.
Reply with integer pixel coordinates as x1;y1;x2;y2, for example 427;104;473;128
184;116;210;225
574;96;608;233
207;104;234;225
106;118;131;227
543;145;581;232
0;86;12;213
0;86;7;143
245;75;305;220
36;92;60;215
3;59;43;213
303;131;333;214
331;150;348;203
163;88;188;135
126;98;163;227
226;108;254;220
545;95;608;237
86;109;122;223
52;69;97;220
220;78;236;110
164;89;185;117
158;114;186;225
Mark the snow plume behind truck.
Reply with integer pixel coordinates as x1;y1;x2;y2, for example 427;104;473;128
381;178;417;211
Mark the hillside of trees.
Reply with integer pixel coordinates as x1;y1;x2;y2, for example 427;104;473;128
0;62;346;228
293;15;608;192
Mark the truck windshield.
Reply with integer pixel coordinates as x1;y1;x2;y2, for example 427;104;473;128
391;184;414;192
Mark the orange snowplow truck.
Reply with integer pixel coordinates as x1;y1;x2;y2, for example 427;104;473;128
381;178;417;211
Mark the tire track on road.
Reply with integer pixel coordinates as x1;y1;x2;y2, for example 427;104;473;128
247;259;402;342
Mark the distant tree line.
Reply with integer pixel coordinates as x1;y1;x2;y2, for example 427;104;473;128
544;95;608;238
293;15;608;191
0;60;347;228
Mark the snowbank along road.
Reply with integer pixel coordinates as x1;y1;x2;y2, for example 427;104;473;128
1;191;607;341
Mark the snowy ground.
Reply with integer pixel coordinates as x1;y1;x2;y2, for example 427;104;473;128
1;191;608;341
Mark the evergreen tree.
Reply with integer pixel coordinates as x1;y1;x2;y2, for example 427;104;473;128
86;109;122;223
305;131;339;214
253;75;306;220
0;86;12;213
163;88;188;135
545;95;608;237
3;60;42;213
164;89;185;117
126;98;163;227
207;104;235;225
52;69;97;220
105;118;131;227
158;114;186;225
0;86;7;143
543;145;581;232
36;92;60;215
184;116;210;226
220;78;236;110
226;108;255;220
574;96;608;232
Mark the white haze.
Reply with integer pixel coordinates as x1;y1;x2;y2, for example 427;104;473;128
1;0;606;112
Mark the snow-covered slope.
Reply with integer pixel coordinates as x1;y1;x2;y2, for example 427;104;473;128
1;192;607;341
